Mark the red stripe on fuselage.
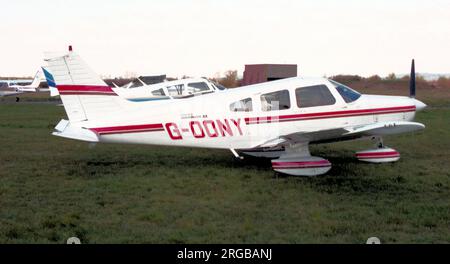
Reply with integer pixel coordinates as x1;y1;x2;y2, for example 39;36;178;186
90;123;164;135
57;85;117;95
245;105;416;125
88;106;415;137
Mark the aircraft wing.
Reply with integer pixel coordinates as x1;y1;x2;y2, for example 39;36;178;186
344;121;425;136
255;121;425;148
0;90;23;97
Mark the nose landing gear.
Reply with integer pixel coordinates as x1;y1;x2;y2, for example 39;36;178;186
356;137;400;163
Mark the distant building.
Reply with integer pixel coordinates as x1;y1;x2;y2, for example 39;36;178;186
242;64;297;86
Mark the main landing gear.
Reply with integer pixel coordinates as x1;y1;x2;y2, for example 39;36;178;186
355;137;400;163
270;143;331;177
268;137;400;177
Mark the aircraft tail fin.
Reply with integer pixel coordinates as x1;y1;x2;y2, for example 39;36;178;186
44;48;126;123
29;70;42;88
42;67;59;96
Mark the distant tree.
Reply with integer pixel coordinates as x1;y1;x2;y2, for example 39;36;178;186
385;73;396;80
219;70;239;88
401;75;410;81
330;75;362;83
436;76;450;89
416;75;426;82
367;75;382;82
123;71;137;79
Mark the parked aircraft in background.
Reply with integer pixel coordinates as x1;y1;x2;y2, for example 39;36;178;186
0;70;48;99
8;70;43;93
112;77;226;102
44;60;226;101
0;78;33;87
45;48;426;176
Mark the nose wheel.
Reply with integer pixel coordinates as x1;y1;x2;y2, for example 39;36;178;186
356;137;400;163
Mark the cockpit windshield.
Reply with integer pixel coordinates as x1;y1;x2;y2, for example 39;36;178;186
212;82;227;90
329;80;361;103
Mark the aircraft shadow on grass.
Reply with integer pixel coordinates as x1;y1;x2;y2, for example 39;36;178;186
71;149;407;195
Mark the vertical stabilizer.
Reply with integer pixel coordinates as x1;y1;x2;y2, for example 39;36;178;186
44;48;125;123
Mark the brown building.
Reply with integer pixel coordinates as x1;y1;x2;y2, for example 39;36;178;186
242;64;297;86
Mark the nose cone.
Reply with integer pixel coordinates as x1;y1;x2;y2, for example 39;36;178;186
413;98;427;111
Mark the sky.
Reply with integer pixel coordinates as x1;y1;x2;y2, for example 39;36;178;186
0;0;449;78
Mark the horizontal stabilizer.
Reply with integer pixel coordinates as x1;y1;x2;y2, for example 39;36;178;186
49;87;60;96
53;119;99;142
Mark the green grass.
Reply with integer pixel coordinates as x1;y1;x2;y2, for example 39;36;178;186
0;103;449;244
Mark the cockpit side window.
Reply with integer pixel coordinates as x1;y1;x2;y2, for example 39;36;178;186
295;85;336;108
261;90;291;111
329;80;361;103
188;82;210;92
230;98;253;112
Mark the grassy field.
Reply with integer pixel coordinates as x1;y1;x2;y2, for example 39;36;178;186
0;99;449;243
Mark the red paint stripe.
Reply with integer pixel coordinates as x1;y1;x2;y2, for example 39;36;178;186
356;151;399;157
272;160;331;166
272;159;331;169
357;155;400;159
57;85;117;95
273;165;331;169
245;105;416;124
90;123;164;135
59;92;117;96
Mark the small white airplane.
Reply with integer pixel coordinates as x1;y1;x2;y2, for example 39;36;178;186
45;48;426;176
0;79;33;87
0;70;47;99
8;70;43;93
115;78;226;101
45;69;225;100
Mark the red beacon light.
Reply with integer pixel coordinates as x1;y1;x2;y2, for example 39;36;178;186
68;45;73;52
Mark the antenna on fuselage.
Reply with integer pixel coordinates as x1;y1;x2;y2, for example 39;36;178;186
409;59;416;98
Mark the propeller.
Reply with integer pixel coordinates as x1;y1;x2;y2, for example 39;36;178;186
409;59;416;98
409;59;427;111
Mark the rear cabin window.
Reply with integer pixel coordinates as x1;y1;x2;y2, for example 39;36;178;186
151;88;165;96
166;84;184;96
230;98;253;112
260;90;291;111
295;85;336;108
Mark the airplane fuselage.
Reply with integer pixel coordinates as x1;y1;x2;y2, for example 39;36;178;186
72;78;422;150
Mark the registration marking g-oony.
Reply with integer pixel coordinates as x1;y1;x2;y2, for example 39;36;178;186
177;248;272;262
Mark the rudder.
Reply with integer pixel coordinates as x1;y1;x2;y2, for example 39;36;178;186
44;49;124;123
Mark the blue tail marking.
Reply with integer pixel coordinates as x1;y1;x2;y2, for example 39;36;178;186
42;67;56;88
